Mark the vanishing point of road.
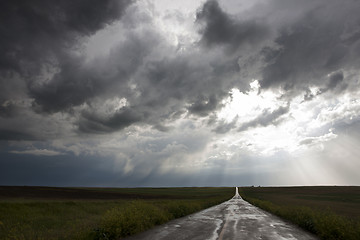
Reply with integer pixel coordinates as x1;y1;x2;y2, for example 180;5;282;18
126;187;318;240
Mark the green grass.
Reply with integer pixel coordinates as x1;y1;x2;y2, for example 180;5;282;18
92;197;228;240
0;187;233;240
239;186;360;240
0;201;124;240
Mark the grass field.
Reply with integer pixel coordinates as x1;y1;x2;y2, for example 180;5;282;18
239;186;360;240
0;186;234;240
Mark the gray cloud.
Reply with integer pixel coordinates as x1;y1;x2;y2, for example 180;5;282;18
0;0;135;139
2;0;360;140
0;130;37;141
78;107;146;133
321;70;349;95
196;0;269;52
302;70;346;102
0;0;262;139
260;0;360;93
0;2;144;144
30;29;153;113
0;0;132;82
213;116;238;134
137;51;240;119
188;95;221;117
0;100;17;118
327;71;344;90
23;1;245;135
1;0;360;188
239;105;289;132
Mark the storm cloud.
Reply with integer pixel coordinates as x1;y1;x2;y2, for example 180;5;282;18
196;0;269;52
1;0;360;187
0;0;132;74
260;0;360;93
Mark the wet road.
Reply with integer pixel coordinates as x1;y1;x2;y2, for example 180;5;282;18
125;187;318;240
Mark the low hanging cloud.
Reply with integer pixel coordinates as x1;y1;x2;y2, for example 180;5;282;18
10;149;64;156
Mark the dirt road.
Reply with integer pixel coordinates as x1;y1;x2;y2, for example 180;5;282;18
126;187;317;240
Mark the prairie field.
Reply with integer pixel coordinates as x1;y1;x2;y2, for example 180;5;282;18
239;186;360;240
0;186;233;240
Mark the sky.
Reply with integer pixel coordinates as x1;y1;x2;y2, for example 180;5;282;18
1;0;360;187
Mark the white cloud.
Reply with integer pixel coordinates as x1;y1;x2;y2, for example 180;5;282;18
299;130;338;147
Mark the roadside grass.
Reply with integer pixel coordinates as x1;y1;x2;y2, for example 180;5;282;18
92;197;228;240
0;187;233;240
239;186;360;240
0;200;124;240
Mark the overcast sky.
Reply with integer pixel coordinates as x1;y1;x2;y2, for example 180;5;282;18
1;0;360;187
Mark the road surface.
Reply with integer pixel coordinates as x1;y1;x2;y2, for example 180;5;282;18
125;187;318;240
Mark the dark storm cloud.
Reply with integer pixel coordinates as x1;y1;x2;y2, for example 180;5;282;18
78;107;146;133
138;51;241;121
0;100;17;118
1;0;359;140
302;70;346;102
1;0;360;188
1;0;263;138
30;57;100;113
4;0;242;135
76;41;241;134
321;70;348;94
188;95;221;117
44;27;158;114
327;71;344;90
0;0;133;112
76;50;239;133
0;130;37;141
238;105;289;132
196;0;269;51
0;0;132;73
260;0;360;93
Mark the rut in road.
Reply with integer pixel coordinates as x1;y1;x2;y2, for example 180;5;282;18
125;187;318;240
